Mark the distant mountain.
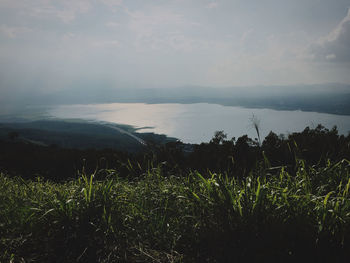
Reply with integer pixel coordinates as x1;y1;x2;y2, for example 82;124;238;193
2;83;350;116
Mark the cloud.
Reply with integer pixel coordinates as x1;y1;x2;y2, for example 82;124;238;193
41;1;91;23
206;1;218;9
124;6;201;51
126;7;186;36
105;22;121;28
1;0;349;88
2;0;92;23
92;40;120;48
100;0;123;7
309;8;350;63
0;25;32;38
120;9;207;52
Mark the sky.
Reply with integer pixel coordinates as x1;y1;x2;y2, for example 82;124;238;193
0;0;350;97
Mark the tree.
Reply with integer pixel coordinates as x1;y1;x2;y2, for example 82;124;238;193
210;130;227;145
8;131;19;141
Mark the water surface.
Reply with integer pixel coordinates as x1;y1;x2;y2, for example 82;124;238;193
48;103;350;143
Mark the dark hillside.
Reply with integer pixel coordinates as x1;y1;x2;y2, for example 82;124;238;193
0;120;175;152
1;123;349;181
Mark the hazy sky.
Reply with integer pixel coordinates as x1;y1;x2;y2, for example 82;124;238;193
1;0;350;95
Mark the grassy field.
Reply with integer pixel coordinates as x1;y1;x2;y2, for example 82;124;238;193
1;158;350;262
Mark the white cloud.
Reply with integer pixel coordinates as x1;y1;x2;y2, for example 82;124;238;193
206;1;218;9
58;1;91;23
126;7;186;33
106;22;121;28
0;0;47;9
100;0;123;7
1;0;350;89
124;6;201;51
25;0;92;23
0;25;32;38
326;54;336;60
92;40;120;48
309;8;350;63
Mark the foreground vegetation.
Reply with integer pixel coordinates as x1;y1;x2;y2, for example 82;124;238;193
1;124;350;262
1;157;350;262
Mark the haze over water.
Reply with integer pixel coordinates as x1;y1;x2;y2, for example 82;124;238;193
48;103;350;144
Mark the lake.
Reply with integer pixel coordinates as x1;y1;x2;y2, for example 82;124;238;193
47;103;350;144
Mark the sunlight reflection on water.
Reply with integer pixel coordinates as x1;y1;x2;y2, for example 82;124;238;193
48;103;350;143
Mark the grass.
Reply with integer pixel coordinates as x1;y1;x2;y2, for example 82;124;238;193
1;159;350;262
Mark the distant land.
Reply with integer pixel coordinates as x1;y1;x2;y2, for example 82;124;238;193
0;120;176;152
1;83;350;116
